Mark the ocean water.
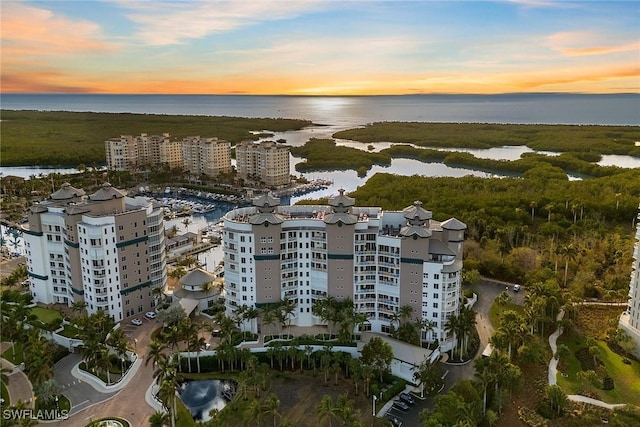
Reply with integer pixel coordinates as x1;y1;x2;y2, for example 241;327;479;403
2;93;639;126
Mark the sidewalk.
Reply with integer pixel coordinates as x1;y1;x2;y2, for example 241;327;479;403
547;310;626;410
0;342;34;408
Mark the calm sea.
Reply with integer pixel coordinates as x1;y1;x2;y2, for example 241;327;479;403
2;93;639;126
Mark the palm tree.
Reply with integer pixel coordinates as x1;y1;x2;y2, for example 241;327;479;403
70;301;88;317
182;217;191;232
149;410;169;427
475;362;493;415
243;398;264;427
95;347;113;384
545;385;568;416
263;393;281;427
458;305;477;357
496;291;510;307
558;243;578;287
281;298;296;338
316;394;337;427
154;357;179;427
544;203;554;222
445;314;462;360
147;340;167;367
261;307;277;341
530;201;537;222
335;393;359;426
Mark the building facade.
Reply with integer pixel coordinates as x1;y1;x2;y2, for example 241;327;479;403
105;133;181;172
105;133;231;174
222;191;466;351
181;136;232;177
236;141;290;188
23;182;167;322
620;204;640;356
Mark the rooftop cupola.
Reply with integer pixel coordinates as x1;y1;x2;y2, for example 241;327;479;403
50;182;86;201
89;182;126;201
249;193;284;225
402;200;432;227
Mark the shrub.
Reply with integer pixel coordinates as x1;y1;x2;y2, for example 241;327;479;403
575;347;600;371
601;376;614;391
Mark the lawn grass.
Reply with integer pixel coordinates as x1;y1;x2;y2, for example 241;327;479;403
57;324;80;339
29;306;63;324
556;330;640;405
489;300;524;329
175;398;195;427
1;342;24;365
1;380;9;404
34;394;71;413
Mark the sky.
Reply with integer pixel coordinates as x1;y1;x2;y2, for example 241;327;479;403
1;0;639;95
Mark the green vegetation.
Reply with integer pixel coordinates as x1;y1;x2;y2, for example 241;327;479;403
291;137;633;178
291;138;390;173
333;122;640;156
0;110;311;166
58;324;80;339
1;342;24;365
347;170;638;296
29;307;63;325
488;301;524;329
1;381;9;405
86;417;131;427
557;333;640;405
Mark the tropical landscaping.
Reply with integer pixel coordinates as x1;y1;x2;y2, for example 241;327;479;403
2;114;640;426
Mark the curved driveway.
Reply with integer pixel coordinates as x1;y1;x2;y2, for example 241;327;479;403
390;279;525;427
47;317;160;426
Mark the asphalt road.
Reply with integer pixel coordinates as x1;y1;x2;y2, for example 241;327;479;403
384;279;526;427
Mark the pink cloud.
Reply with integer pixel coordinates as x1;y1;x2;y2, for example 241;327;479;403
1;3;116;58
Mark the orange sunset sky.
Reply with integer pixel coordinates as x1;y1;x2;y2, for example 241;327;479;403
1;0;639;95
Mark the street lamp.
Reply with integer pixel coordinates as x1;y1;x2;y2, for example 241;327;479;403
372;394;377;416
55;396;59;411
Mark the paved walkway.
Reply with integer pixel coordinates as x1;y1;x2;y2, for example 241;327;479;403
547;309;626;410
47;318;160;426
0;343;34;407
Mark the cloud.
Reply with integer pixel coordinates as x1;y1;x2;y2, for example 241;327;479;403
1;3;116;58
546;31;640;57
119;0;325;46
0;72;98;93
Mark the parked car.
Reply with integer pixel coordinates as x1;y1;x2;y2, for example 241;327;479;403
513;284;521;292
144;311;157;319
399;392;415;405
131;318;143;326
392;400;409;411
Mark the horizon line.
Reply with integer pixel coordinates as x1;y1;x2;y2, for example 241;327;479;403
2;91;639;96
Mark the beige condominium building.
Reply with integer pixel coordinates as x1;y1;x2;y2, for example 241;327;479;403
105;134;231;176
23;182;167;322
236;141;291;188
105;133;182;171
620;204;640;356
182;136;232;177
222;190;466;352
